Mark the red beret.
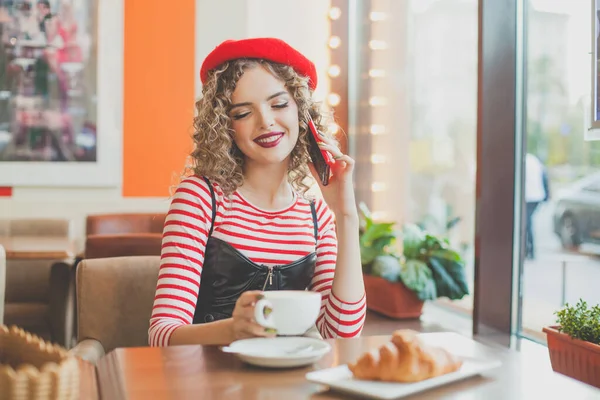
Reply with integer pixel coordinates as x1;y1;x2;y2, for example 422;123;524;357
200;37;318;91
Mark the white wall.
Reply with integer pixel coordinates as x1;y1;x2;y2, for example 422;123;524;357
194;0;250;99
3;0;332;251
195;0;331;102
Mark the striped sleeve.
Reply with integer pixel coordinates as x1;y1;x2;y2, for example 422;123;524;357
311;198;367;338
148;176;213;347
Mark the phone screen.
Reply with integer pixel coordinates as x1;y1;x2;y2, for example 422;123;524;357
306;117;332;186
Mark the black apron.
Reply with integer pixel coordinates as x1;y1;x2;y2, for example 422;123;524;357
192;177;319;324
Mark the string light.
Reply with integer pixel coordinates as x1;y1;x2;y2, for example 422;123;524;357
371;154;387;164
369;40;388;50
327;8;343;140
327;4;393;214
328;7;341;20
327;93;341;107
368;69;386;78
328;36;341;49
328;65;341;78
370;125;386;135
369;96;388;107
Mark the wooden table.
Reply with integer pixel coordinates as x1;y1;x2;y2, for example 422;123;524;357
87;333;600;399
78;358;99;400
0;236;75;260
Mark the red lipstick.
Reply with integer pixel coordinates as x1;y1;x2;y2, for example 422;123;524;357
254;132;284;148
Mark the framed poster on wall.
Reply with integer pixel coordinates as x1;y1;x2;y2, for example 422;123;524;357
588;0;600;140
0;0;122;186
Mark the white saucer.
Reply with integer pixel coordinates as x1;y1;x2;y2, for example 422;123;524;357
221;337;331;368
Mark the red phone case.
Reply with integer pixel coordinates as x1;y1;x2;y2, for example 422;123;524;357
306;117;333;186
307;118;335;166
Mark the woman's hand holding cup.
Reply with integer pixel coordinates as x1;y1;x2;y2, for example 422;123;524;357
229;291;277;342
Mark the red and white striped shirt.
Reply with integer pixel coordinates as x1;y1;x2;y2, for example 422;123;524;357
149;176;366;346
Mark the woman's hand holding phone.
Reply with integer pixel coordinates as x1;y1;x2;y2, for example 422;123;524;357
306;118;335;186
307;131;358;219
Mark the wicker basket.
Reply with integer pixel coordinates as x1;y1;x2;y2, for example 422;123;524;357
0;325;79;400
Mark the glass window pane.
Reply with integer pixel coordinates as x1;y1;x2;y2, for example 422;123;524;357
350;0;478;316
520;0;600;341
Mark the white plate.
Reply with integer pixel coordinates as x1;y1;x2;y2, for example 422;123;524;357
306;359;501;399
222;337;331;368
305;333;502;400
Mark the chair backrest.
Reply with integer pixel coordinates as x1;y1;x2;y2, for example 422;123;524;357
2;218;73;303
0;219;72;238
84;233;163;259
0;245;5;324
76;256;160;352
86;213;166;236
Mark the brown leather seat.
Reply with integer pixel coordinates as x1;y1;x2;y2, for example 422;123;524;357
83;213;167;259
69;256;160;364
86;213;167;236
84;233;163;259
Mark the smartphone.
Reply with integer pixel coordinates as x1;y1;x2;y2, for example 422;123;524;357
306;116;335;186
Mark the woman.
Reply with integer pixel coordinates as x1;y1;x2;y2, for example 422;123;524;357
44;0;82;112
149;38;366;347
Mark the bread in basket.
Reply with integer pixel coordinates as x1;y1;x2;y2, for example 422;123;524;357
0;325;79;400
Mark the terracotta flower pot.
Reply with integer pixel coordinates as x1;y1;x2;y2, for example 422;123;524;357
363;274;424;319
543;325;600;388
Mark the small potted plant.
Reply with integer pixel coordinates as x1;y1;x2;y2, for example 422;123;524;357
358;203;469;319
543;300;600;388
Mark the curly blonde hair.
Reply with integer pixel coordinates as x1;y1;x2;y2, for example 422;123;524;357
186;59;334;197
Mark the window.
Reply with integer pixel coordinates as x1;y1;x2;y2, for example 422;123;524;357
518;0;600;342
348;0;478;314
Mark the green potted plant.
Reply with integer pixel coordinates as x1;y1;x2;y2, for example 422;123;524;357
543;300;600;388
358;203;469;319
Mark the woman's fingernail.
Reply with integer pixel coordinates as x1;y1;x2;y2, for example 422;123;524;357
265;327;277;334
256;294;264;300
263;306;273;317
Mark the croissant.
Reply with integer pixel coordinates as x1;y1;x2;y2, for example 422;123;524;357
348;329;463;383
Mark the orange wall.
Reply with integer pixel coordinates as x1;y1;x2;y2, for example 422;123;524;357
122;0;195;197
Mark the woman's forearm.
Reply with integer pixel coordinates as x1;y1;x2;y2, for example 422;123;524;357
330;214;365;303
168;319;234;346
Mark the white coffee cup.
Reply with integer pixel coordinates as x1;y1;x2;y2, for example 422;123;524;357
254;290;322;336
